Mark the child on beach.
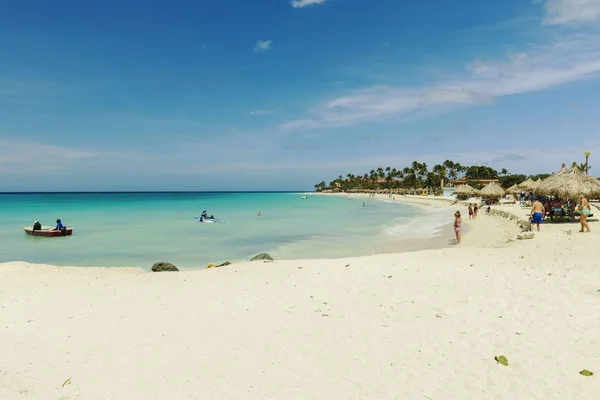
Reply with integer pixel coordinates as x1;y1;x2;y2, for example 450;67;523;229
454;211;462;245
468;204;473;219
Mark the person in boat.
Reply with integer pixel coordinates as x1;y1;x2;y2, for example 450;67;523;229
55;219;64;231
33;221;42;231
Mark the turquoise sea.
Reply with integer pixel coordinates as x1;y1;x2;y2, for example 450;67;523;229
0;192;450;269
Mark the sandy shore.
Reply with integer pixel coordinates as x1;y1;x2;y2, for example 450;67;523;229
1;196;599;399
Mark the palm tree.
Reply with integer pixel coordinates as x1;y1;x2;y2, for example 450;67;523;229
579;163;591;173
501;168;508;176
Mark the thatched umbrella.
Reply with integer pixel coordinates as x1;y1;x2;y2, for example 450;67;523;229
454;184;478;195
529;178;543;193
480;181;505;198
518;178;534;189
553;163;568;176
506;184;521;194
537;162;600;199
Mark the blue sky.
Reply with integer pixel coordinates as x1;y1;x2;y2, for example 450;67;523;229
1;0;600;191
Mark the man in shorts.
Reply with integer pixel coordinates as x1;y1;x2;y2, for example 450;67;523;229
530;198;545;231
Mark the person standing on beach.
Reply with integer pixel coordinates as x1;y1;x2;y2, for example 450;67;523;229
468;204;473;220
473;203;478;219
454;211;462;245
576;196;591;232
530;198;545;231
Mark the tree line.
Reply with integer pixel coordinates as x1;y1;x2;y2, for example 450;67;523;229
314;160;553;193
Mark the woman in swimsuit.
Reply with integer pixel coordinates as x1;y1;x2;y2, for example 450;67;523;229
473;203;478;219
468;204;473;220
577;196;591;232
454;211;462;245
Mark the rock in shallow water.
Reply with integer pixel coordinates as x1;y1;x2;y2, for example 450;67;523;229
151;262;179;272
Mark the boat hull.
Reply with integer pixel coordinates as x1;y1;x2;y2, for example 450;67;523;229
24;227;73;237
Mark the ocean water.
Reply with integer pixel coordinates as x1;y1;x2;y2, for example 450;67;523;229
0;192;451;269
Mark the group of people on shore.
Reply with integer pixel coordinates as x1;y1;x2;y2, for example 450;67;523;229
467;203;478;220
454;203;478;245
454;194;593;245
530;196;591;232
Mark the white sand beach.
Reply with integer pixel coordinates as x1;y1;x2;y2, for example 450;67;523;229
1;196;599;399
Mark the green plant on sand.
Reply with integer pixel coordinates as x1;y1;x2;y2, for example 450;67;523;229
494;355;508;366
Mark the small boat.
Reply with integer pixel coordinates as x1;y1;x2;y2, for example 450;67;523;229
24;226;73;237
301;196;308;199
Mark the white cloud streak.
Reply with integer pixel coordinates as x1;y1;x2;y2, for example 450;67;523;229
543;0;600;24
281;34;600;130
0;139;104;174
253;40;273;53
291;0;328;8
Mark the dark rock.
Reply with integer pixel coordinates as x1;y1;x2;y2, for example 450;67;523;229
151;262;179;272
250;253;274;261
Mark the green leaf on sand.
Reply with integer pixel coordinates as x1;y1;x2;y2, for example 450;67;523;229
495;355;508;366
579;369;594;377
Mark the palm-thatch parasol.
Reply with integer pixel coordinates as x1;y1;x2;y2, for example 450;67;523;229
536;162;600;199
518;178;534;189
529;178;543;193
506;184;521;194
480;181;505;198
552;163;568;176
454;184;478;195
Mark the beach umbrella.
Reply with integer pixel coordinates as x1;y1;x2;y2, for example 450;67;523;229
529;178;543;193
480;181;505;197
518;178;534;189
537;162;600;199
506;184;521;194
554;163;568;176
454;184;478;195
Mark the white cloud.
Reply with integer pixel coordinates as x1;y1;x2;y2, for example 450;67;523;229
253;40;273;53
0;139;104;174
291;0;328;8
543;0;600;24
281;34;600;130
